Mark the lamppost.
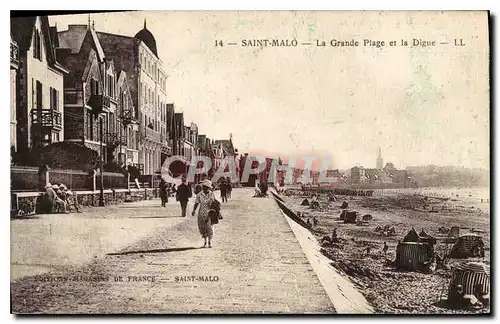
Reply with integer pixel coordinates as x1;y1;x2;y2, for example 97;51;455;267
98;116;105;207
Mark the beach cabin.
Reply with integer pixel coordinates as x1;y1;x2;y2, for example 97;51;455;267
449;234;485;259
447;262;489;309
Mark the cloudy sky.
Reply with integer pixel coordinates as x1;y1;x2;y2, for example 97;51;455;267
49;11;489;170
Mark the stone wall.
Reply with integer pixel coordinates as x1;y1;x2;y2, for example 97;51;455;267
11;187;158;218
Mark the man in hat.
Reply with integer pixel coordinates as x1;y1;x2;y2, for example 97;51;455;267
176;175;192;217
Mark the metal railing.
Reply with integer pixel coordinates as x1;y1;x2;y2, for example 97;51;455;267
10;41;19;67
30;109;62;130
105;132;127;147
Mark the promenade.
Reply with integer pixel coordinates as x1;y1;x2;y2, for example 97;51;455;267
11;188;335;314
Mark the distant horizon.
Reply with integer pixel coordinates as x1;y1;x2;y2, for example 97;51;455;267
240;150;490;172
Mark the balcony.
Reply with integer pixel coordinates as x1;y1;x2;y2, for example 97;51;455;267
145;127;161;143
30;109;62;131
121;108;138;126
88;94;111;114
105;132;127;147
10;41;19;69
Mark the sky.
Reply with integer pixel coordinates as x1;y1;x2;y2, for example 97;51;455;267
49;11;490;170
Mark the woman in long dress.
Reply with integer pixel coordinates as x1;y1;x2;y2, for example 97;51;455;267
192;179;215;248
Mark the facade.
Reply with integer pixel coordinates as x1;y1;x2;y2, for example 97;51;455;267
351;166;367;184
57;24;121;162
11;16;68;152
319;169;342;184
96;20;170;175
117;71;140;166
11;34;19;151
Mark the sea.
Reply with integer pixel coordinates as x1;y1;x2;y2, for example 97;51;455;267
373;186;490;213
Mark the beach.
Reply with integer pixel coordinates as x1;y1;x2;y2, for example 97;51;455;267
280;187;490;314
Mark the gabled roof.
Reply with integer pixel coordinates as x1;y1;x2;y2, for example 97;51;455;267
58;25;88;53
214;139;235;155
58;25;105;62
11;15;65;72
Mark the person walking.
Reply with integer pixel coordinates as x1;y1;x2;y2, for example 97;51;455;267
192;179;216;248
159;178;168;207
176;176;192;217
219;179;228;203
226;179;232;199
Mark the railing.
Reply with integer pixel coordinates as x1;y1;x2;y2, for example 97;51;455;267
10;41;19;68
30;109;62;130
121;109;138;125
145;127;161;143
105;132;127;147
88;94;111;114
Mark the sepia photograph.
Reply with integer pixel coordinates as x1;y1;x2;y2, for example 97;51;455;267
9;10;490;315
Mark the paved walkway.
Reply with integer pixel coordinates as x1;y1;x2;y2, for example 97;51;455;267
11;189;335;314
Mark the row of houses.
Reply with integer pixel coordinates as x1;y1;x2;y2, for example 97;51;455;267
10;16;238;181
351;163;411;186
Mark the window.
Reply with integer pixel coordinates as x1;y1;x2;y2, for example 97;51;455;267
90;79;99;96
33;30;42;60
50;87;58;110
36;80;42;109
87;113;93;141
51;132;60;143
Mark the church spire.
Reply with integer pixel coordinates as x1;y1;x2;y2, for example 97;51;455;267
377;147;384;169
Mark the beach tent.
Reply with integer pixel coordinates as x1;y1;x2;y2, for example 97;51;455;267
395;242;433;271
419;229;437;246
341;201;348;209
447;262;489;309
449;234;485;259
343;211;359;224
301;198;310;206
340;210;347;220
402;228;421;243
362;214;373;222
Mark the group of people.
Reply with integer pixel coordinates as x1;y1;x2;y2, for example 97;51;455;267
43;183;81;214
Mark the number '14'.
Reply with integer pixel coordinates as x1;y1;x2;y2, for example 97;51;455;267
215;40;223;47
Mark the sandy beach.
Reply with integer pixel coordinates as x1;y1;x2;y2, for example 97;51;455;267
280;188;490;314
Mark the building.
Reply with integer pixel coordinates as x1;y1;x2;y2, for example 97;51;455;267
117;70;140;166
173;112;185;156
213;136;239;183
351;166;367;184
319;169;342;185
57;23;122;163
377;147;384;169
11;16;68;152
95;20;170;174
10;34;19;151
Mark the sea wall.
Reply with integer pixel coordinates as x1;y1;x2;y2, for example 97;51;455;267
272;191;374;314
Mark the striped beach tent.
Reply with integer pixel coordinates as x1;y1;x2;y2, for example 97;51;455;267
449;234;484;258
447;262;490;308
395;242;433;271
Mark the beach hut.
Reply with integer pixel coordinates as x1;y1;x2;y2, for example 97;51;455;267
419;229;437;246
395;242;433;271
449;234;485;259
447;262;490;308
343;211;359;224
